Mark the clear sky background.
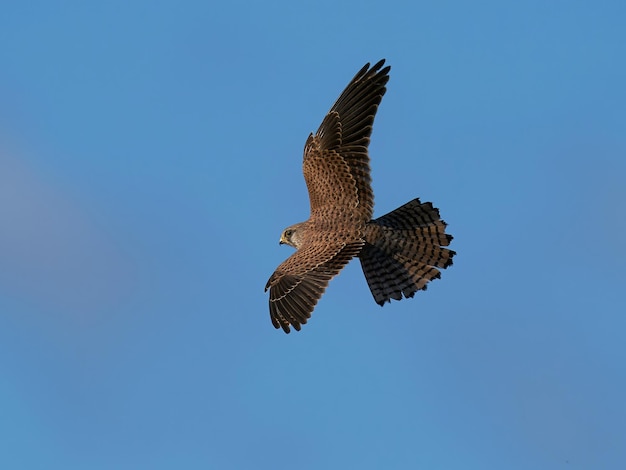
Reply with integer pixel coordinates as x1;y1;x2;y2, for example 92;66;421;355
1;1;625;469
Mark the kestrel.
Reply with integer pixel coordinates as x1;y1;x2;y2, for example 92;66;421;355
265;59;455;333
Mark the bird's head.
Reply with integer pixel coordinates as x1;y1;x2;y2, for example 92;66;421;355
279;222;306;249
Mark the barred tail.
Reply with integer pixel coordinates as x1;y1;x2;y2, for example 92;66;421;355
359;198;455;306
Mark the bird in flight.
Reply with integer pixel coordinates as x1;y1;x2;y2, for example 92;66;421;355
265;59;455;333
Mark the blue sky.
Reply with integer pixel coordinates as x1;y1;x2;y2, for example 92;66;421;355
1;1;625;469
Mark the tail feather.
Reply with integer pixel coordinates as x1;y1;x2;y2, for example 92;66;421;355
359;198;455;305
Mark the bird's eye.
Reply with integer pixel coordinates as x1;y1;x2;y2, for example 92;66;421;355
285;230;293;238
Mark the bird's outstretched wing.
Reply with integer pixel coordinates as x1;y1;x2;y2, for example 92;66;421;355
265;242;363;333
304;60;390;223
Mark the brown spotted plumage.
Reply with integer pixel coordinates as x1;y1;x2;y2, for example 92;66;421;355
265;60;455;333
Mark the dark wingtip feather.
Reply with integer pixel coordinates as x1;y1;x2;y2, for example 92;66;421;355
444;250;456;268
